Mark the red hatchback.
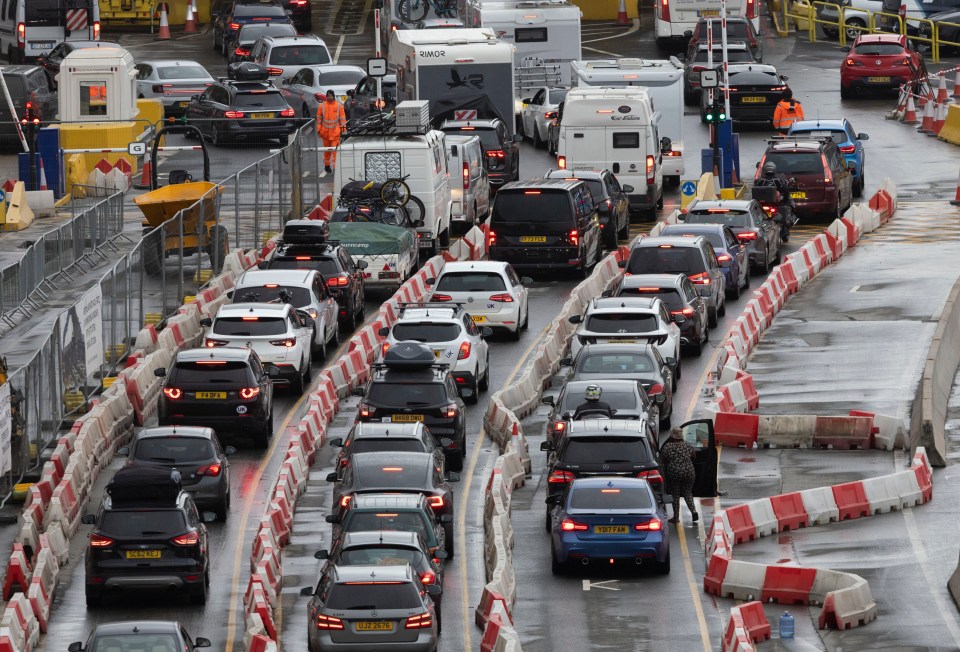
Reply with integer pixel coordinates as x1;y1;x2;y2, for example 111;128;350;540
840;34;922;98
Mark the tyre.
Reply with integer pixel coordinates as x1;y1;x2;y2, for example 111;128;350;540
656;549;671;575
328;320;340;348
206;225;228;274
521;304;529;330
439;228;450;249
675;358;682;381
341;302;357;331
743;266;751;289
727;274;741;300
708;305;718;328
533;124;544;149
465;370;479;405
211;124;225;146
659;408;672;430
755;253;769;275
545;509;552;533
718;297;726;317
844;18;865;41
656;193;664;210
448;445;465;472
253;412;272;448
509;322;521;341
399;0;429;24
854;173;864;198
550;545;563;575
190;576;208;605
618;216;630;241
823;27;839;39
404;195;426;224
215;492;230;522
690;335;703;357
840;85;853;100
479;354;490;391
143;234;164;275
603;225;617;250
85;589;102;608
444;525;455;559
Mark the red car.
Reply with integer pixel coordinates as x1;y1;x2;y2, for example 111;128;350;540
840;34;922;98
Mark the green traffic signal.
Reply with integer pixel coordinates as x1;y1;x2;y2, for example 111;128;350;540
705;108;715;123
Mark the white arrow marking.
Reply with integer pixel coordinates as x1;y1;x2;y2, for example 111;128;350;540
582;579;620;591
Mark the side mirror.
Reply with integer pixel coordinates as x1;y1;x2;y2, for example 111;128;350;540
622;184;634;193
521;277;533;285
683;29;693;37
282;78;290;84
660;136;672;152
154;367;167;377
559;357;572;366
352;387;366;396
117;446;129;456
858;133;869;140
202;512;217;523
326;472;339;482
540;441;554;451
414;220;425;228
521;97;532;104
329;437;343;448
378;326;390;337
545;494;561;505
541;396;555;407
446;472;460;482
434;550;448;559
672;314;685;324
357;260;369;269
325;514;341;524
439;437;453;447
600;289;612;298
315;550;329;560
440;514;453;523
81;514;96;525
297;309;313;322
617;260;626;269
425;277;435;286
756;162;761;169
68;644;83;652
258;261;269;269
191;94;200;101
665;357;677;368
299;586;315;597
654;393;666;404
200;317;212;327
425;584;442;596
842;45;851;52
224;446;237;456
269;367;281;378
781;75;789;81
480;327;493;338
194;638;212;648
567;314;582;324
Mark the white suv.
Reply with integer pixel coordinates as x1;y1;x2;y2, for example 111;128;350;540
427;261;531;340
249;34;333;82
378;304;491;404
204;303;314;393
568;297;681;374
233;269;339;359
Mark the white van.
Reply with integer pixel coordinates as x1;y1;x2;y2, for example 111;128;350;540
654;0;758;47
1;0;100;63
558;87;664;217
334;129;454;256
444;133;490;227
571;58;684;187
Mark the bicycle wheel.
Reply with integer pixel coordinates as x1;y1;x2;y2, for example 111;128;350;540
381;178;412;206
398;0;428;23
401;196;426;226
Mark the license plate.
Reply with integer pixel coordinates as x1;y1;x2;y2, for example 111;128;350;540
250;112;274;119
433;350;444;359
178;101;189;107
867;76;891;83
607;339;638;344
471;315;486;323
741;96;766;103
196;391;226;399
699;9;719;15
519;236;547;243
356;621;393;631
392;414;424;422
125;550;161;559
594;525;628;534
790;191;806;199
33;42;54;49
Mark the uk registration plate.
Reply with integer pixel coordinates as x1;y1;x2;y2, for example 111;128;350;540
867;76;891;83
699;9;720;15
790;191;806;199
356;621;393;631
196;391;226;399
250;112;273;119
741;96;766;103
519;236;547;243
392;414;424;422
471;315;486;323
125;550;161;559
594;525;628;534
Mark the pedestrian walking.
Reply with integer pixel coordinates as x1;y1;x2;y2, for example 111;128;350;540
660;427;698;523
772;88;805;133
317;89;346;173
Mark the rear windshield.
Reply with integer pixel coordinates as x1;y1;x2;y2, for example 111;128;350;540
696;21;753;40
355;463;429;488
132;438;215;464
621;287;684;312
561;387;638;411
761;152;823;175
340;546;425;566
157;66;209;80
853;43;905;55
578;353;655;375
345;511;427;538
367;383;447;407
350;439;426;455
234;285;311;305
788;129;848;144
492;191;572;224
626;245;706;275
728;71;781;86
392;323;461;343
695;48;754;63
318;70;366;86
269;257;341;275
172;361;252;384
212;316;287;336
238;23;298;42
435;272;506;292
25;0;63;25
585;313;658;334
445;127;500;150
685;211;754;228
665;229;723;250
327;583;421;610
235;5;288;17
268;45;331;66
549;89;568;104
560;436;651;465
91;635;180;651
235;92;288;108
570;486;653;510
100;510;186;536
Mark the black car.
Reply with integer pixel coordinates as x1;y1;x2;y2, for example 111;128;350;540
81;465;214;607
682;200;781;273
685;42;756;103
541;378;660;446
357;343;467;470
118;426;235;520
544;168;632;250
69;621;211;652
613;273;710;355
227;21;297;63
277;0;312;32
326;493;450;560
156;347;276;448
347;74;397;119
0;66;57;151
36;41;122;88
213;0;290;55
702;64;789;125
685;17;763;63
329;421;449;474
440;118;521;191
540;419;663;530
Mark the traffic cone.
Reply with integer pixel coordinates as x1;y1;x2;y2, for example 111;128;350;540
157;3;171;40
184;2;197;33
953;72;960;100
902;94;918;124
917;99;935;133
931;101;946;136
616;0;629;26
135;149;153;190
917;89;927;110
38;157;47;191
951;168;960;206
936;72;949;104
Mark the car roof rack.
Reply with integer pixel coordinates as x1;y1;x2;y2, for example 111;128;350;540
343;110;429;139
397;302;465;316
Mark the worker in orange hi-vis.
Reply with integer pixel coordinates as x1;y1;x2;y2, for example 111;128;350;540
772;88;805;133
317;89;346;173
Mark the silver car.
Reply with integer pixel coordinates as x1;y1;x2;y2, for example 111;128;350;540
303;564;440;651
520;86;567;149
134;60;215;116
280;64;366;119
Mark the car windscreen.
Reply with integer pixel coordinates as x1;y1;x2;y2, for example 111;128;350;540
446;127;500;150
391;323;461;343
434;272;507;292
238;23;297;42
269;45;331;66
100;510;186;536
317;70;366;86
761;152;823;175
340;546;425;566
685;211;754;228
570;486;654;510
346;511;427;538
235;91;288;108
212;316;287;336
327;582;421;610
626;245;706;275
132;438;215;464
578;353;655;375
157;65;210;80
561;387;638;411
853;42;905;55
367;383;448;407
172;361;252;384
235;5;288;17
268;257;342;275
621;287;684;312
585;313;659;334
560;436;650;464
356;463;429;489
234;285;311;305
492;191;571;223
350;439;426;455
92;635;181;652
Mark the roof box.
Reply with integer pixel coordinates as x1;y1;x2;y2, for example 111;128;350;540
228;61;270;82
107;464;182;505
383;342;437;368
282;219;330;244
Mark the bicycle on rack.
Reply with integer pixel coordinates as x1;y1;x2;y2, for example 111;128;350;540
398;0;457;22
344;177;427;226
380;174;412;206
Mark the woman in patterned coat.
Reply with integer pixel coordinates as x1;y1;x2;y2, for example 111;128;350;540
660;427;699;523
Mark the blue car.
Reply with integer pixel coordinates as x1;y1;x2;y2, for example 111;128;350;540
661;223;750;301
787;119;870;198
547;477;670;574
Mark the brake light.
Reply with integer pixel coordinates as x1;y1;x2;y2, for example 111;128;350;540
428;495;445;509
89;534;114;548
229;21;240;30
224;110;244;118
17;22;24;46
560;518;589;531
419;571;436;584
671;308;695;317
637;469;663;486
171;531;199;546
487;230;497;248
235;47;251;57
716;253;731;263
900;57;912;65
737;231;758;242
487;150;505;158
635;518;663;531
838;145;856;154
844;58;861;66
647;383;665;397
458;341;471;360
646;155;655;185
552;420;566;433
689;272;711;285
93;21;101;39
359;402;373;418
489;293;513;303
822;155;833;183
163;387;182;400
340;495;351;507
746;0;756;19
432;293;452;302
405;613;433;629
197;463;222;477
205;338;228;347
280;108;296;118
381;342;391;357
549;470;576;484
240;387;260;399
295;256;312;261
316;614;344;630
269;338;297;347
558;155;566;169
444;403;458;418
463;162;469;190
567;229;579;247
327;275;350;287
267;67;283;76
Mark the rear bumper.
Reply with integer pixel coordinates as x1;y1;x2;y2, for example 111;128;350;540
627;187;657;211
840;71;911;90
310;631;437;652
490;245;581;269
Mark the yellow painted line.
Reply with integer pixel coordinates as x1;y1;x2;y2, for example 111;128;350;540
458;323;552;652
677;524;713;652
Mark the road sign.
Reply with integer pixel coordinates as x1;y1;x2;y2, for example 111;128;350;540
128;142;147;156
681;179;698;210
454;110;478;121
367;57;387;77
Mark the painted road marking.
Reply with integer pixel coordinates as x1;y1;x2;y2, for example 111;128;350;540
582;579;621;591
582;19;640;44
334;35;345;63
582;45;624;58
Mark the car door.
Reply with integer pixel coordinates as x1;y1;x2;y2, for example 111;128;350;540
313;275;337;337
290;311;313;361
603;172;626;233
701;241;724;297
30;71;57;120
682;277;707;328
505;264;527;315
830;146;853;211
723;226;746;280
659;302;680;356
134;63;153;97
523;88;544;137
338;249;360;306
665;419;717;497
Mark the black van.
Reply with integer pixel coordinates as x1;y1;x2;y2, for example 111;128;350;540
0;66;57;151
487;178;602;276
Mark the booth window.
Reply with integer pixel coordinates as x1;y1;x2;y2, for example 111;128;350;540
80;81;108;116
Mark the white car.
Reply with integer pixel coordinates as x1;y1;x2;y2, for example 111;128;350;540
279;64;366;119
204;303;314;393
568;297;681;373
379;304;491;404
134;60;214;115
427;261;531;339
520;86;568;149
249;34;333;82
232;269;339;359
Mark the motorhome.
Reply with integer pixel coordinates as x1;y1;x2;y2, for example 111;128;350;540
0;0;100;63
653;0;758;48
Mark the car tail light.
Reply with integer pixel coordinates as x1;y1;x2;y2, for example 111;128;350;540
822;155;833;183
444;403;458;418
359;402;373;418
900;57;912;65
458;341;471;360
280;108;295;117
635;518;663;531
637;469;663;486
224;110;244;118
552;420;566;433
205;338;228;347
381;342;391;357
544;110;558;119
293;0;308;4
405;612;433;629
646;155;655;185
487;230;497;248
240;387;260;399
236;47;251;57
844;58;862;66
737;231;758;242
171;531;199;546
671;308;695;318
489;293;513;302
327;275;350;287
16;22;24;46
560;518;589;531
716;253;731;263
197;463;222;477
163;387;182;400
567;229;579;247
838;145;856;154
428;495;445;509
419;571;436;584
93;21;101;39
313;91;328;102
689;272;710;285
463;162;469;190
548;470;576;484
432;293;452;302
558;155;566;169
746;0;756;19
229;21;240;30
267;67;283;76
487;149;505;158
152;84;169;93
316;614;344;630
659;0;670;21
89;534;114;548
339;495;351;507
269;338;297;347
647;383;665;397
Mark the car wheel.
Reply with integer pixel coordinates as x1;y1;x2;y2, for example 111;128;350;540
755;253;769;275
328;319;340;348
718;296;726;317
291;364;306;395
550;543;563;575
618;216;630;241
521;304;529;330
85;589;102;608
211;124;224;146
840;85;853;100
659;406;672;430
708;305;718;329
823;26;839;39
444;526;455;559
253;412;272;448
533;124;544;149
509;321;521;341
675;358;682;381
854;172;864;198
216;493;230;522
657;549;671;575
439;228;450;248
690;335;703;357
465;370;479;405
743;265;751;289
604;226;617;250
448;445;464;472
479;354;490;391
190;575;208;605
727;275;741;300
341;304;357;331
845;18;866;40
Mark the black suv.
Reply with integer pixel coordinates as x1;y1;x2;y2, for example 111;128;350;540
440;118;520;191
0;66;57;151
277;0;312;32
82;465;214;607
488;178;602;276
156;347;276;448
213;0;290;54
544;168;632;250
357;343;467;470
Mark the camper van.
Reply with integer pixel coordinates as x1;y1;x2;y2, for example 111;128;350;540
333;129;454;256
571;58;684;187
462;0;581;88
557;87;664;217
388;28;517;135
653;0;758;48
1;0;100;64
445;133;490;227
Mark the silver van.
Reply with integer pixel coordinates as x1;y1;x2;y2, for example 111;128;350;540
445;134;490;228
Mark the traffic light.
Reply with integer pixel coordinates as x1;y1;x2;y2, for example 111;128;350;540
20;101;39;127
705;99;726;124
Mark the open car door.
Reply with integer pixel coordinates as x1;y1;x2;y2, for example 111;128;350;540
660;418;718;497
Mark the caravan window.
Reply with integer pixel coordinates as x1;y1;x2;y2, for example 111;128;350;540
364;151;401;183
612;132;640;149
516;27;548;42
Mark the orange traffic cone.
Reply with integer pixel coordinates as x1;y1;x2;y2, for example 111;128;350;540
184;1;197;33
953;72;960;100
902;94;918;124
931;101;946;136
917;89;927;110
951;168;960;206
38;157;48;191
917;99;935;133
157;3;171;40
616;0;629;25
936;73;949;103
135;149;153;189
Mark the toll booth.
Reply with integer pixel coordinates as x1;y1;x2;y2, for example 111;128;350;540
58;46;139;122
